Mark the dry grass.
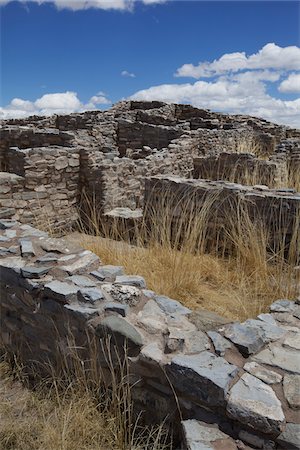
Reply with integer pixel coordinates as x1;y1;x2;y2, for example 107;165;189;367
75;190;299;322
0;339;171;450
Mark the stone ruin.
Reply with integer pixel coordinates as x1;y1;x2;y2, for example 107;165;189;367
0;101;300;449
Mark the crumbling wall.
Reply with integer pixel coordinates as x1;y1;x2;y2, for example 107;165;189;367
144;176;300;258
117;120;186;156
0;220;299;450
0;146;80;229
193;152;288;188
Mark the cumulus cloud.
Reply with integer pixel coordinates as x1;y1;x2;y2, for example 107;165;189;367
121;70;136;78
131;67;300;127
0;0;166;11
175;43;300;78
278;73;300;94
0;91;112;119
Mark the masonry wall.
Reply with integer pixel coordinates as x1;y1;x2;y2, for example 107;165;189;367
144;176;300;259
0;220;299;450
117;120;186;156
193;152;288;188
0;146;80;229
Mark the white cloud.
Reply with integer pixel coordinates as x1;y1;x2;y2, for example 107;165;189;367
0;0;166;11
130;69;300;128
278;73;300;94
121;70;136;78
175;43;300;78
0;91;112;119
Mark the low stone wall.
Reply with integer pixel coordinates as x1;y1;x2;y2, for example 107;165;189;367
193;152;288;188
0;220;299;449
0;146;80;229
144;176;300;259
0;126;74;170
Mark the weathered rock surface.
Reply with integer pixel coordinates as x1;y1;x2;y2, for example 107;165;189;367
227;373;285;434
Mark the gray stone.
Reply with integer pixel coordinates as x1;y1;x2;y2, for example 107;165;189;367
0;219;17;229
182;420;235;450
243;319;286;343
95;316;143;355
140;342;165;365
91;265;124;281
40;237;74;254
64;303;99;319
283;374;300;409
168;351;238;406
44;280;79;303
207;331;232;356
0;236;9;242
19;239;35;257
277;423;300;450
224;323;265;356
67;275;96;288
227;373;285;434
78;288;104;304
5;229;17;239
21;266;52;279
60;251;99;275
243;362;282;384
189;309;231;332
115;275;146;289
238;430;273;449
257;313;278;326
36;253;58;263
283;331;300;351
155;295;191;316
104;302;129;317
184;330;211;354
270;299;297;313
253;343;300;374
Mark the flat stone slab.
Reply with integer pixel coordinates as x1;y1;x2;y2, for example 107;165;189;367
78;288;104;304
227;373;285;434
102;283;141;306
224;322;265;356
19;239;35;257
283;331;300;351
243;362;282;385
283;374;300;409
67;275;97;288
189;309;231;332
270;300;297;314
115;275;146;289
91;265;124;281
64;303;99;319
155;295;191;316
207;331;232;356
104;302;129;317
21;266;52;279
59;251;99;275
168;351;238;406
44;280;79;303
182;419;237;450
253;343;300;374
243;319;286;343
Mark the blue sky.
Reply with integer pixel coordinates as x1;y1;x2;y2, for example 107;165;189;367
1;1;300;126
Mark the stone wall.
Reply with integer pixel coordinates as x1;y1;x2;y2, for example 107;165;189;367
193;152;288;188
117;119;186;156
0;146;80;229
0;126;74;170
0;220;299;449
144;176;300;259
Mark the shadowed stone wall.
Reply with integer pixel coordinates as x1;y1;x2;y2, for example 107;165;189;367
0;220;299;449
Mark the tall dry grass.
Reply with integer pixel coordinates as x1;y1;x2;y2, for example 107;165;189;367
0;336;171;450
76;187;299;322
